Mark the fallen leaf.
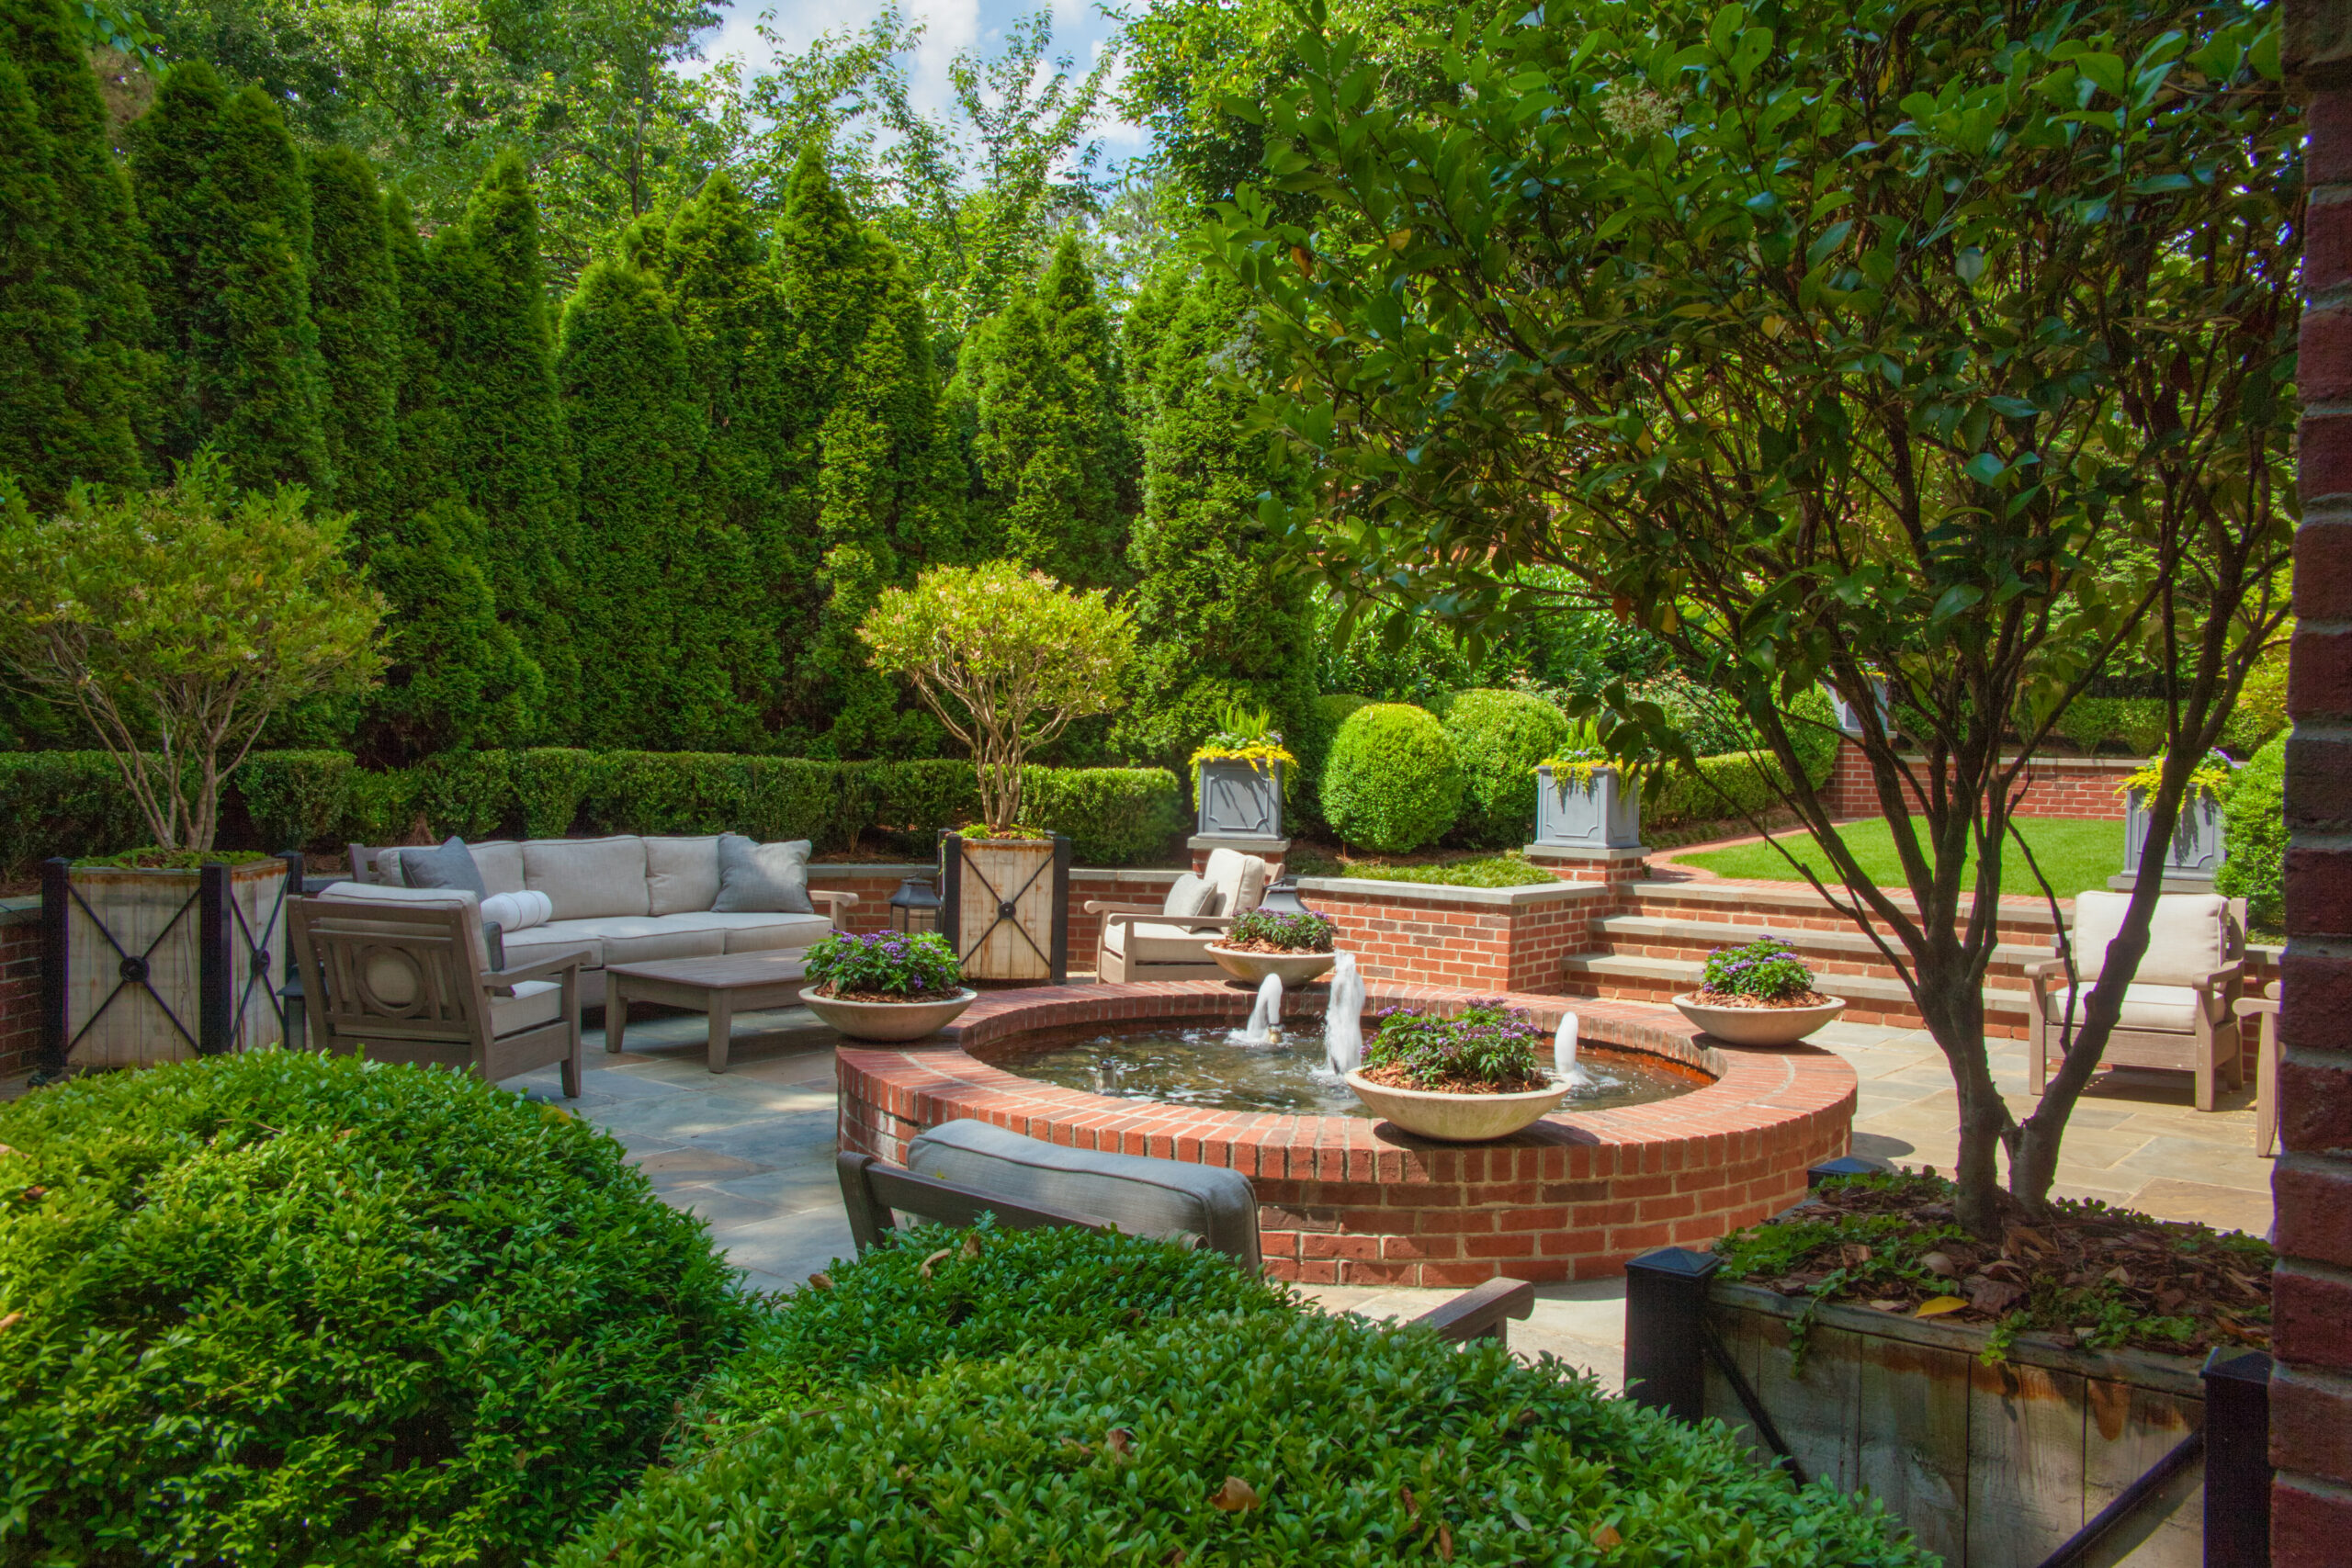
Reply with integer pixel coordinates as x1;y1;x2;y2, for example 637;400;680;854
1212;1476;1260;1512
1105;1428;1134;1459
0;1312;20;1334
1867;1299;1907;1313
1967;1278;2026;1315
1400;1485;1418;1519
1838;1243;1872;1268
2104;1266;2132;1287
1592;1523;1623;1550
918;1247;955;1280
960;1233;982;1260
0;1144;17;1157
807;1271;833;1291
1061;1438;1093;1457
1914;1296;1968;1318
1437;1521;1453;1562
20;1186;43;1201
1919;1251;1957;1278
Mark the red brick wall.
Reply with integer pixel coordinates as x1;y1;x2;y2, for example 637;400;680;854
0;910;40;1078
2278;10;2352;1560
1292;878;1609;993
1826;739;2137;819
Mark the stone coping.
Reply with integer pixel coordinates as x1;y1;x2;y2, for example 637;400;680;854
0;896;35;927
1294;875;1612;908
805;863;1182;885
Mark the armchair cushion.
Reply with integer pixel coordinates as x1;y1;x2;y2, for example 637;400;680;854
481;889;552;932
2041;983;2203;1032
2070;890;2230;987
399;836;490;899
1202;849;1268;918
645;835;722;917
1102;918;1220;965
489;978;563;1035
1161;872;1219;923
524;836;650;920
318;881;492;975
711;834;815;914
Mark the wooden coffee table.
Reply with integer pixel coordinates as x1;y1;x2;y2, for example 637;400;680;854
604;951;812;1073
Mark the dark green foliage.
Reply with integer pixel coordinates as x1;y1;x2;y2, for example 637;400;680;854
1021;764;1184;864
1120;269;1315;764
134;65;328;491
513;746;601;837
1442;688;1574;848
338;763;421;843
1645;749;1808;829
871;758;981;850
0;0;148;506
411;152;578;736
305;146;397;519
561;258;740;748
0;750;149;874
0;1050;752;1566
231;748;354;851
1781;686;1842;786
1319;702;1464;853
566;1293;1931;1568
1227;908;1337;952
2216;735;2284;929
580;752;851;846
1364;1001;1548;1091
414;746;515;839
2057;695;2171;757
358;498;544;761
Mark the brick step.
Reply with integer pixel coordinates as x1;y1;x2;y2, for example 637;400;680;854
1622;877;2063;946
1557;953;2034;1038
1594;914;2047;982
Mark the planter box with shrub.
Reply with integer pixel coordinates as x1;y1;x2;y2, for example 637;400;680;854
940;829;1071;983
2122;787;2226;885
1194;758;1283;840
1532;764;1642;851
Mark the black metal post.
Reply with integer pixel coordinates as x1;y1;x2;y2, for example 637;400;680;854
938;830;964;957
1623;1246;1719;1423
277;851;309;1051
1809;1156;1879;1188
2202;1348;2272;1568
1050;833;1072;985
37;858;69;1081
198;862;232;1055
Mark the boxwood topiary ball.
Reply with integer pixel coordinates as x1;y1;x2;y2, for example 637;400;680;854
1441;688;1575;849
1319;702;1465;853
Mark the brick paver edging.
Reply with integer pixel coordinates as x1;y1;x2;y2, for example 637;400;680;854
835;980;1857;1286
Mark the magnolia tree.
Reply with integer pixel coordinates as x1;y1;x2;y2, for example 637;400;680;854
0;453;385;853
1208;0;2294;1234
860;561;1135;833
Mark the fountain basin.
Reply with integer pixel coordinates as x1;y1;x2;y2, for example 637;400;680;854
835;980;1858;1287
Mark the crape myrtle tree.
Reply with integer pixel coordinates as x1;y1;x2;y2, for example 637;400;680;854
1208;0;2296;1235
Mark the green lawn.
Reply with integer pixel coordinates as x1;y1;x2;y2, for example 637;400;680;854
1673;816;2126;898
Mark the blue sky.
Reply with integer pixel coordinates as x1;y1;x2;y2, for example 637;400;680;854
689;0;1150;165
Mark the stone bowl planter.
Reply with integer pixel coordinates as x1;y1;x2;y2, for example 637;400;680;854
1343;1071;1570;1142
1205;944;1336;987
799;987;978;1043
1672;992;1847;1046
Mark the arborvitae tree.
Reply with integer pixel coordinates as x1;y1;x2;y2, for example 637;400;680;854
967;296;1083;573
135;66;327;491
561;257;752;749
803;245;959;757
774;146;885;452
306;147;397;521
1117;269;1315;763
414;152;579;739
1038;232;1134;571
656;172;786;740
0;0;148;506
353;187;542;764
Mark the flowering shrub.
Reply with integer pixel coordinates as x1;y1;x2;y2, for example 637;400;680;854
1701;937;1816;1002
1362;1003;1547;1092
804;931;963;998
1225;908;1337;953
2118;748;2237;807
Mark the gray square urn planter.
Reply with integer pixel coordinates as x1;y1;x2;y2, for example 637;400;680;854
1195;759;1283;840
2122;788;2226;884
1533;766;1642;851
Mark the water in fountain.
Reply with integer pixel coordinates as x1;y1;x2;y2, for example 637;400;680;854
1236;972;1284;1044
1553;1010;1593;1089
1323;952;1364;1076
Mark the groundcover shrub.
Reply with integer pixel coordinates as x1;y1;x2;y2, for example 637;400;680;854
566;1305;1931;1567
0;1052;752;1567
1320;702;1464;852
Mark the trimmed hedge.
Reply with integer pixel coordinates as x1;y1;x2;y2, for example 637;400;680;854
0;750;1185;874
2216;735;2284;929
1442;688;1573;849
1320;703;1464;853
0;1052;752;1566
565;1288;1931;1567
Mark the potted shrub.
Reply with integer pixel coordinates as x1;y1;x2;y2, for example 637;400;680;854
1207;908;1339;986
2120;749;2233;886
861;562;1134;982
798;931;978;1043
1344;1002;1570;1141
1673;937;1847;1045
1532;722;1643;851
0;456;383;1073
1188;701;1293;841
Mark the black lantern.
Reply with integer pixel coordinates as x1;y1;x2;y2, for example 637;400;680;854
1256;875;1311;917
889;874;944;934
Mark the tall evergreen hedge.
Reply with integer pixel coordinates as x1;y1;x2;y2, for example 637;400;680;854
305;146;396;519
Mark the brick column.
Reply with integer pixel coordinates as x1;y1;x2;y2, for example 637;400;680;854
2278;6;2352;1561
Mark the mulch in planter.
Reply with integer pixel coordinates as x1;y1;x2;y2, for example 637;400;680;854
1714;1168;2272;1359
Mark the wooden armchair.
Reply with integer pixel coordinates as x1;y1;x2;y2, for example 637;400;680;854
288;889;594;1097
2235;981;2280;1156
2027;890;2245;1111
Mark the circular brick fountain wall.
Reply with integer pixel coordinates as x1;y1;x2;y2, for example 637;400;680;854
834;980;1857;1286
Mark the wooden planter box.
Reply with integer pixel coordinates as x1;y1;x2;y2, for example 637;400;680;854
1195;759;1283;840
2122;788;2226;884
1532;765;1642;851
47;858;288;1072
1703;1280;2209;1567
939;833;1070;984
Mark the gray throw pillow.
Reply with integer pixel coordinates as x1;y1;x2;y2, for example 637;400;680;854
1161;872;1220;927
401;836;489;899
712;835;815;914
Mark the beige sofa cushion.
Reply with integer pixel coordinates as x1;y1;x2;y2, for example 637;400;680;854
524;837;650;920
688;910;833;954
490;978;563;1035
519;915;722;967
1103;919;1217;965
503;922;607;970
646;837;722;917
2071;891;2229;987
470;840;526;897
2042;983;2206;1032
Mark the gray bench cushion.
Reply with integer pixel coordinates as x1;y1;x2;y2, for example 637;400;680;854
907;1119;1261;1271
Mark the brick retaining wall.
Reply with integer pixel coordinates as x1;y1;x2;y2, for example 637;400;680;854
1826;738;2139;819
1290;875;1607;993
835;981;1858;1286
0;903;39;1078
